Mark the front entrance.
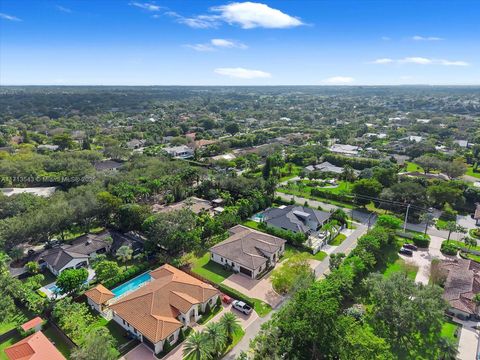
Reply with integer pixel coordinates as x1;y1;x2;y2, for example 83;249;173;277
239;266;253;278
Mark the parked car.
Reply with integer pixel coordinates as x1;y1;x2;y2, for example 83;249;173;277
399;247;413;256
403;243;418;251
232;300;253;315
222;294;233;304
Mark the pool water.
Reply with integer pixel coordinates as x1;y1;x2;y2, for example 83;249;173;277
46;283;60;293
112;272;152;297
252;213;265;222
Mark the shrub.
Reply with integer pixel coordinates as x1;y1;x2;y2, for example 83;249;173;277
440;242;458;255
258;222;307;247
412;234;430;248
440;203;457;222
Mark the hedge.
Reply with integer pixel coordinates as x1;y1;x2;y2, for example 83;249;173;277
396;231;430;248
217;283;255;308
257;222;307;247
102;262;150;289
323;153;381;170
310;188;353;203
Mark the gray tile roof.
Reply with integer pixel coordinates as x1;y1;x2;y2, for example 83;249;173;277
261;205;331;234
210;225;286;270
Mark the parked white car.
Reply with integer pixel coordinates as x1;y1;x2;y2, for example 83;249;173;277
232;300;253;315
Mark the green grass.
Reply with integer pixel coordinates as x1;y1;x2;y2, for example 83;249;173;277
243;220;261;230
251;299;272;317
448;239;480;252
464;253;480;263
191;253;232;284
0;333;22;360
405;161;424;173
278;164;302;182
330;233;347;246
466;165;480;179
383;258;418;280
312;251;328;261
441;321;459;343
0;308;30;334
222;328;245;355
43;325;72;358
469;228;480;239
277;188;355;209
435;218;449;230
309;180;352;195
197;305;223;325
282;244;326;262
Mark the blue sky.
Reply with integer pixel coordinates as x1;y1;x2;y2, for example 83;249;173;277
1;0;479;85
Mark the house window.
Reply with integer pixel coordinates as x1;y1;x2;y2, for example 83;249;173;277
168;334;175;343
221;257;224;262
123;320;126;325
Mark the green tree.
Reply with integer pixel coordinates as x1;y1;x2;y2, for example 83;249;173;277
442;221;467;242
376;215;402;230
219;312;241;342
329;253;346;271
205;322;227;357
71;327;119;360
225;122;240;135
437;337;458;360
93;260;120;282
56;268;88;295
116;245;133;270
351;179;383;206
25;261;40;274
183;331;213;360
271;253;314;294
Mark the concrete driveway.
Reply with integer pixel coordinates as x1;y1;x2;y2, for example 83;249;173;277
222;273;283;308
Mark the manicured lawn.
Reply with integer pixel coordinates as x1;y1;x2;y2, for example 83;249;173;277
282;244;326;262
251;299;272;317
243;220;261;230
469;228;480;239
464;253;480;263
330;233;346;246
435;218;449;230
312;251;327;261
197;305;223;325
0;333;22;360
405;161;424;173
277;188;355;209
43;325;73;358
448;239;480;252
441;321;460;343
191;253;232;284
383;258;418;280
222;328;245;355
312;180;352;195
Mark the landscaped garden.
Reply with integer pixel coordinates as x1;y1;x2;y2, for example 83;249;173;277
383;258;418;280
330;233;346;246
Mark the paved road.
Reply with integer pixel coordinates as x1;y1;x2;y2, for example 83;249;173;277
223;222;368;359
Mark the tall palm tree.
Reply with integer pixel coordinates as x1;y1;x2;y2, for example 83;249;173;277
116;245;133;270
219;312;241;342
419;212;435;236
183;331;212;360
437;337;458;360
204;322;227;357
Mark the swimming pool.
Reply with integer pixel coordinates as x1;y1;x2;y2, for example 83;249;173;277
46;283;61;294
252;213;265;222
112;272;152;298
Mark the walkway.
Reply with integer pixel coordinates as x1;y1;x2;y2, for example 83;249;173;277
453;319;479;360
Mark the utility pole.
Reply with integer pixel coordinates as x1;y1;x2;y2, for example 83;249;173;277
403;203;411;233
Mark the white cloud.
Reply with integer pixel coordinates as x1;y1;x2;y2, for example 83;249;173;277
372;58;394;64
55;5;72;13
437;59;469;66
130;2;161;12
185;44;215;52
381;36;391;41
211;2;303;29
211;38;247;49
323;76;355;84
412;35;443;41
214;67;271;79
186;38;247;52
371;56;470;66
400;57;433;64
167;2;303;29
0;13;21;21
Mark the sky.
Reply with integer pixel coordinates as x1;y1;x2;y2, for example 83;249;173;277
0;0;479;85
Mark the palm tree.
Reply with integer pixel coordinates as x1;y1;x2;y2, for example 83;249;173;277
183;331;212;360
419;212;435;236
219;312;241;342
444;222;467;243
437;337;458;360
116;245;133;270
204;322;227;357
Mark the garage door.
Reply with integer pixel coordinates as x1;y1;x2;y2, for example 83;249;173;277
239;266;253;277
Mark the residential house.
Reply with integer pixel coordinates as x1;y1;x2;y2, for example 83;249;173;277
35;231;112;276
37;144;59;152
329;144;360;157
163;145;194;159
4;331;65;360
94;160;123;172
87;265;219;355
20;317;44;333
1;187;56;197
260;205;331;234
126;139;146;150
304;161;359;176
152;197;214;215
210;225;286;279
440;259;480;320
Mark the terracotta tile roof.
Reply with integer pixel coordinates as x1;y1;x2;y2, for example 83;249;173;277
4;331;65;360
441;259;480;315
20;317;43;332
110;264;218;343
85;284;115;304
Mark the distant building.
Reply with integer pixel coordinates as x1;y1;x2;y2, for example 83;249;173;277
304;161;359;176
152;197;214;215
126;139;146;149
1;187;56;197
329;144;360;156
453;139;469;148
163;145;194;159
94;160;123;172
37;144;59;151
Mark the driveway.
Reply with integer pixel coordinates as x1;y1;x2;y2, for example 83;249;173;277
221;273;283;308
454;319;479;360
